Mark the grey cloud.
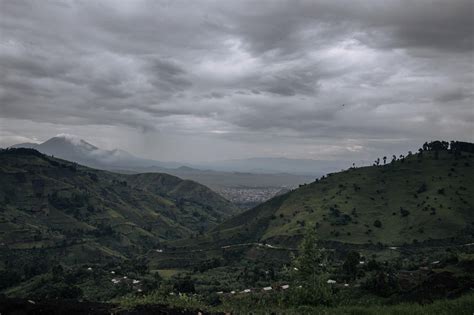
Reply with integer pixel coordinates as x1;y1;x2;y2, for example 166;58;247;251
435;89;472;103
0;0;472;161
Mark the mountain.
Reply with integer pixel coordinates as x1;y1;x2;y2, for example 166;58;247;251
194;157;359;176
195;142;474;248
0;148;239;263
11;135;354;177
10;136;317;207
11;135;183;170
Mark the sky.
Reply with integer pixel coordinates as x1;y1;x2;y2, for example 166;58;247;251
0;0;473;162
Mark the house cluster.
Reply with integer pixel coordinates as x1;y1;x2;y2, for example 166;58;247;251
110;275;143;292
216;284;292;296
214;279;351;296
85;267;143;292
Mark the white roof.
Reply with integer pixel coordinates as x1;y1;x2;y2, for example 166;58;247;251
263;286;272;291
327;279;336;284
281;284;290;289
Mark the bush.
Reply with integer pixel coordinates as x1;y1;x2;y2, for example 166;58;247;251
400;208;410;217
34;281;83;299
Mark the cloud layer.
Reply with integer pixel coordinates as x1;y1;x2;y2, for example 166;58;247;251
0;0;473;161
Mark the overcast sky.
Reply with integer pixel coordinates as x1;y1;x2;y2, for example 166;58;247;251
0;0;473;162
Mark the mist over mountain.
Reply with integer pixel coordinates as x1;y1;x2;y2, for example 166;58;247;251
11;134;183;170
11;135;355;177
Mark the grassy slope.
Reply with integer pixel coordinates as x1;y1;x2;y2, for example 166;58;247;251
0;149;238;259
211;150;474;247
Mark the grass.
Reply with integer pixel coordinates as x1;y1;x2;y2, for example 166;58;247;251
155;269;182;279
212;150;474;247
116;290;208;311
217;293;474;315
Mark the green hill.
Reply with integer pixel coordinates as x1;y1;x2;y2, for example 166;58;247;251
0;148;238;261
206;142;474;248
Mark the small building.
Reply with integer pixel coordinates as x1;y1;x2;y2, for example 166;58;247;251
327;279;336;284
263;286;272;291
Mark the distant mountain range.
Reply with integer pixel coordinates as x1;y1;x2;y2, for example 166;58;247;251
11;135;355;176
9;136;357;207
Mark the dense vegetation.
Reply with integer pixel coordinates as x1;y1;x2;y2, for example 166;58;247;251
0;148;238;262
0;141;473;314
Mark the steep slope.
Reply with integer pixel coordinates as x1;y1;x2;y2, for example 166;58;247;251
209;144;474;247
0;148;238;260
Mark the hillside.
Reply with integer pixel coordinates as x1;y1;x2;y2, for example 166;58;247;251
206;142;474;247
0;148;238;261
12;136;316;208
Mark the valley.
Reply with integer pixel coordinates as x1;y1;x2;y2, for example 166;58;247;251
0;141;473;314
13;135;317;209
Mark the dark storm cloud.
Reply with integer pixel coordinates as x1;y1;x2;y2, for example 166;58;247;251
0;0;472;160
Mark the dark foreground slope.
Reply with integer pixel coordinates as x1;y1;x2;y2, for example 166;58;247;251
0;148;238;260
0;296;222;315
194;144;474;249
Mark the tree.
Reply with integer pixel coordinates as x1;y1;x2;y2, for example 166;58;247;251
173;276;195;293
291;227;333;306
294;228;326;280
343;251;360;281
383;156;387;165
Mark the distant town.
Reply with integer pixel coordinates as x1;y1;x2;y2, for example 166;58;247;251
216;186;293;209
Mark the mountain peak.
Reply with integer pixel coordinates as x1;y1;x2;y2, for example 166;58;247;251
45;134;99;151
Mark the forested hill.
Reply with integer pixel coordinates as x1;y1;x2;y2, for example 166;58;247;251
207;141;474;247
0;148;238;260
